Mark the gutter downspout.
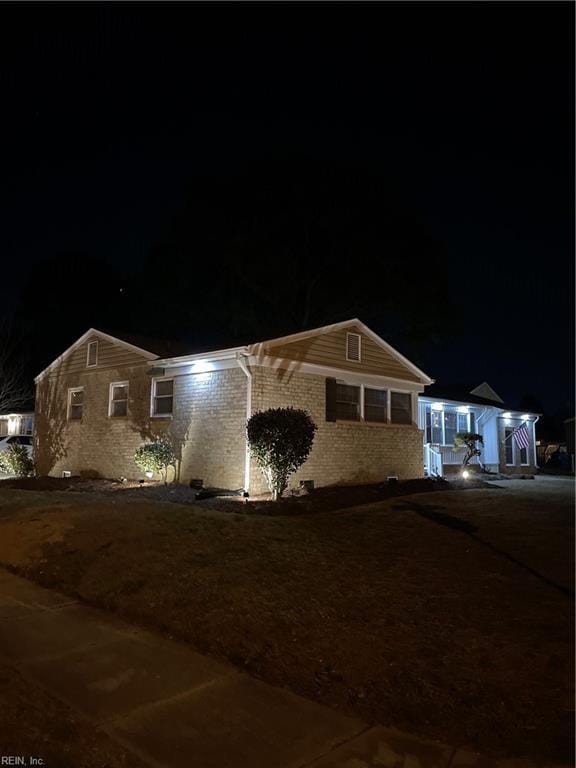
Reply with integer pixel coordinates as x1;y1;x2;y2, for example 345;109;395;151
236;352;252;494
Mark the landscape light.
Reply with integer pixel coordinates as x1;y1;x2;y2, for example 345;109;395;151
462;470;470;479
145;471;153;479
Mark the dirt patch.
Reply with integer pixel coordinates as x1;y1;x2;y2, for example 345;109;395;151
0;478;572;761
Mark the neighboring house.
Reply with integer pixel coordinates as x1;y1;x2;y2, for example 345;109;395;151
0;411;34;438
419;383;539;476
34;320;433;493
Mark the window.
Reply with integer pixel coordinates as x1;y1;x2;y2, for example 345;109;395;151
457;412;469;434
364;388;387;423
519;445;528;465
152;378;174;416
390;392;412;424
443;411;458;445
21;416;33;435
505;427;514;465
68;388;84;420
86;340;98;367
336;383;360;421
346;332;361;362
109;382;128;417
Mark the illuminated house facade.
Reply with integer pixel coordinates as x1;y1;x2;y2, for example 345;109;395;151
419;382;539;477
33;321;538;491
0;411;34;438
34;320;432;493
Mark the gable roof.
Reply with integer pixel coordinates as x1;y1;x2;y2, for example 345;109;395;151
35;319;434;386
469;382;504;403
34;328;159;382
421;382;541;414
247;318;434;385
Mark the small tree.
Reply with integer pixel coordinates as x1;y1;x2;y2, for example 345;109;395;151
134;438;176;484
454;432;484;467
0;445;35;477
247;407;317;500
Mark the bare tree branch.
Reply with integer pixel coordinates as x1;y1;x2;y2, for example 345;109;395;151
0;317;33;415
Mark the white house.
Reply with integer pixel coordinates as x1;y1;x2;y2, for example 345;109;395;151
419;382;539;477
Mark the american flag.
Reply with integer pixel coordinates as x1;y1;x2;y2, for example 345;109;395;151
513;422;530;450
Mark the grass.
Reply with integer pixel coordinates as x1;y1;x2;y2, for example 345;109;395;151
0;477;572;761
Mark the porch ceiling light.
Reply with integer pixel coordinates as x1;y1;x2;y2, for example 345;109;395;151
457;406;469;413
431;402;444;411
503;412;512;418
521;414;530;420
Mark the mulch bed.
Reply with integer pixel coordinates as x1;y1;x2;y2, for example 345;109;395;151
0;475;487;515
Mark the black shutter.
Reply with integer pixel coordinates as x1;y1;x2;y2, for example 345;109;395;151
325;378;337;422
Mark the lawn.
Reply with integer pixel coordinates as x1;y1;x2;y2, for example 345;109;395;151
0;476;572;762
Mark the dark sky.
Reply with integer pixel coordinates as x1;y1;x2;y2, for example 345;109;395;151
0;3;573;419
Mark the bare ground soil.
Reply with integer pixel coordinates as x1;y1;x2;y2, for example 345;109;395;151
0;476;572;762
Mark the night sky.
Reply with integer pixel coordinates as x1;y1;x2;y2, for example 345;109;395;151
1;3;573;426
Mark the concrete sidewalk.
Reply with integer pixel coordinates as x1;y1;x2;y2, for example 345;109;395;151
0;568;549;768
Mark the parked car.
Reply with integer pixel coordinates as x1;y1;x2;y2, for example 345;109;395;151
0;435;33;458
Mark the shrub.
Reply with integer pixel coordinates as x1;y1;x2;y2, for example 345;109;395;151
0;444;35;477
454;432;484;466
134;438;176;484
247;407;317;500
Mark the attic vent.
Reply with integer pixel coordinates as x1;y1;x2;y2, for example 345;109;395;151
87;340;98;367
346;332;361;362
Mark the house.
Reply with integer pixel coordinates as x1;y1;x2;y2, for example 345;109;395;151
0;411;34;438
34;320;540;491
33;320;433;493
419;382;539;476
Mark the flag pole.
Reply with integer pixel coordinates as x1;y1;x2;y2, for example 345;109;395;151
503;420;527;443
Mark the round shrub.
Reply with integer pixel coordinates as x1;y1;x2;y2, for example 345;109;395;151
247;407;317;500
134;438;176;484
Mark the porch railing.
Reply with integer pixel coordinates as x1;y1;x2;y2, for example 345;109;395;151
424;443;443;477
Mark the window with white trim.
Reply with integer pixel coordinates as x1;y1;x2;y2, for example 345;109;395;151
109;382;128;417
424;405;473;445
364;387;387;423
346;333;361;362
333;382;410;424
390;392;412;424
86;340;98;367
152;378;174;416
336;383;360;421
68;388;84;420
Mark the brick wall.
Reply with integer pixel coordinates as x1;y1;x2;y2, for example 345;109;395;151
35;363;162;479
248;367;424;495
35;363;247;487
35;358;423;491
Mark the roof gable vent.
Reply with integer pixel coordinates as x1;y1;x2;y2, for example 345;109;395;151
346;332;361;362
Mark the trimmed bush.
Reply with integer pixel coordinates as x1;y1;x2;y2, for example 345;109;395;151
134;438;176;484
247;407;317;500
0;444;35;477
